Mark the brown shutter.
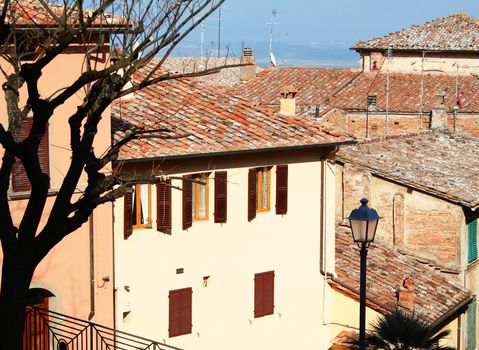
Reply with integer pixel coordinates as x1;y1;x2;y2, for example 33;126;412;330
12;118;32;192
264;271;275;315
254;273;264;318
157;180;172;234
182;175;192;230
254;271;274;318
124;189;133;239
181;288;192;335
248;169;257;222
169;288;192;337
214;171;227;223
12;118;50;192
276;165;288;215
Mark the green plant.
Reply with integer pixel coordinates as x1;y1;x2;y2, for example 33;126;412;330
366;308;455;350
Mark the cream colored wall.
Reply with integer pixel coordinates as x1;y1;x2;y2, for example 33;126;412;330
361;51;479;75
114;150;338;349
0;45;115;326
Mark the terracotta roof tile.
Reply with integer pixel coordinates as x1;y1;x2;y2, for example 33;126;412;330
3;0;127;26
329;71;479;113
336;131;479;208
332;224;472;326
232;67;360;115
353;14;479;52
111;66;354;161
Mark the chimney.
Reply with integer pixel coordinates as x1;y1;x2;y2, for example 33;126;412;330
279;85;298;116
110;44;125;64
430;93;448;129
397;277;414;311
239;47;256;81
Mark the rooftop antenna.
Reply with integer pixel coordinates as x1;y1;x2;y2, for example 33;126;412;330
268;9;279;66
200;22;206;60
217;5;222;58
385;46;392;135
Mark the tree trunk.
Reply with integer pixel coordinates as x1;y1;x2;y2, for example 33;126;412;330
0;244;34;350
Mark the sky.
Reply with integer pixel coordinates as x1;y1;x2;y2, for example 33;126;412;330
174;0;479;66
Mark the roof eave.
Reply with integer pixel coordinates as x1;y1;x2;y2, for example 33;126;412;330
115;139;357;164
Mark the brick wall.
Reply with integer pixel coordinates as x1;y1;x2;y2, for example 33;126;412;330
337;163;463;270
326;112;479;138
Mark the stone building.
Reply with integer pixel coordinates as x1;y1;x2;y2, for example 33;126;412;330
336;130;479;349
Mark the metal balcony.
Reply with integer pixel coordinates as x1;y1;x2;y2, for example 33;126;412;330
24;306;184;350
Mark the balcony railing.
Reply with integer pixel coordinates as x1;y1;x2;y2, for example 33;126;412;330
24;306;184;350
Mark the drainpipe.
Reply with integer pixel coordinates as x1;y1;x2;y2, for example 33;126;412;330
88;214;95;321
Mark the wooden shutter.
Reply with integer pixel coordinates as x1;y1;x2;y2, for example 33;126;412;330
248;169;256;222
182;175;192;230
276;165;288;215
466;299;477;350
169;288;192;338
124;189;133;239
468;219;478;263
12;118;50;192
254;271;274;318
157;180;172;234
214;171;227;223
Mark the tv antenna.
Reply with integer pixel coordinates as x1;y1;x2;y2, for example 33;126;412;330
267;9;279;66
217;5;222;58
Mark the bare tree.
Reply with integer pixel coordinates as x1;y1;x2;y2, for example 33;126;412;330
0;0;245;347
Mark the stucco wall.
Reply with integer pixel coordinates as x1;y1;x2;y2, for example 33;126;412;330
0;45;115;326
114;149;338;349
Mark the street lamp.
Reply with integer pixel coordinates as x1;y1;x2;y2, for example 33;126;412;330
347;198;381;350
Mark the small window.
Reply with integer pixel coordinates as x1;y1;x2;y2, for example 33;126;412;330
132;184;152;229
254;271;274;318
169;288;192;337
192;174;209;221
466;299;477;350
367;95;377;111
468;219;478;264
256;167;271;212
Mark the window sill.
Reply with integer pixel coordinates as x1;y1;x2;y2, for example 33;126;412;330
193;218;209;222
467;259;479;270
133;225;152;230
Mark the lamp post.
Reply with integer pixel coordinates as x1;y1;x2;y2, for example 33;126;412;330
347;198;381;350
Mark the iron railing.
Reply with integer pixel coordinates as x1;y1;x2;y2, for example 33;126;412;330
24;306;184;350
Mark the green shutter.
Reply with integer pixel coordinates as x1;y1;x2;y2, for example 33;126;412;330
468;219;478;264
466;299;477;350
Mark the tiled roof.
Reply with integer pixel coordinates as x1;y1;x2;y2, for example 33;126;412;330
331;224;472;326
353;14;479;52
163;57;263;87
329;72;479;113
3;0;126;26
111;69;353;161
232;67;360;114
336;131;479;208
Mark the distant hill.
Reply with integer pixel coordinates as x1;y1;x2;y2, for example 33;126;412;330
171;40;360;68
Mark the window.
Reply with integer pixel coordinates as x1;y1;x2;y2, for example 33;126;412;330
468;219;478;264
192;173;209;221
12;117;50;192
466;299;477;350
256;167;271;212
367;95;377;111
248;167;271;221
248;165;287;221
254;271;274;318
169;288;192;337
132;184;152;228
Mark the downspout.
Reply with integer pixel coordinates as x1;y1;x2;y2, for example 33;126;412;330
320;147;337;325
88;214;95;321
